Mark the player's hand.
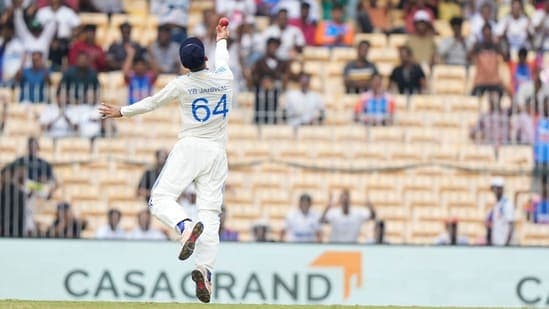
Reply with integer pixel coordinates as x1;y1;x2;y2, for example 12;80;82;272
98;103;122;119
216;25;229;42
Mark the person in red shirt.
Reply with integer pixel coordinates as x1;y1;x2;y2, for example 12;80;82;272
289;2;317;46
68;24;106;72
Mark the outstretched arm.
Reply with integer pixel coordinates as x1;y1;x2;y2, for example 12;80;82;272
214;24;232;77
99;79;181;119
14;8;33;42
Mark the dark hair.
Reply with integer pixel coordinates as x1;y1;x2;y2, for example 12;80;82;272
358;40;371;48
266;37;282;46
27;136;38;148
83;24;97;32
481;23;492;32
158;24;171;32
449;16;463;26
133;57;147;66
518;47;528;58
299;193;312;203
108;209;121;217
332;4;344;11
277;8;288;15
119;22;132;29
301;2;311;9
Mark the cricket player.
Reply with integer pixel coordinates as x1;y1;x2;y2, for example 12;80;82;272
98;24;232;303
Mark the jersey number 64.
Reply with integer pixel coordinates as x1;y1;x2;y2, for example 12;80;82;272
192;94;229;122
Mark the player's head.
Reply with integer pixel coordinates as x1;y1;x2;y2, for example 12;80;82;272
490;177;505;200
298;73;311;90
357;40;370;59
157;25;171;45
31;51;44;68
398;45;413;63
340;189;351;211
300;2;311;20
83;24;97;44
119;22;132;41
137;209;151;230
276;9;289;28
449;16;463;36
299;193;312;213
266;37;281;57
518;47;528;62
179;37;207;72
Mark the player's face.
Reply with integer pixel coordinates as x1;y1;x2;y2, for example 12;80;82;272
109;212;121;227
340;191;350;208
299;199;311;213
158;30;171;44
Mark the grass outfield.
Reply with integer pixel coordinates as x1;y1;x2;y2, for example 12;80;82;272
0;301;508;309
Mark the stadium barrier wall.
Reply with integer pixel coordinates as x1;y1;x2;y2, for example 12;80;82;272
1;239;548;307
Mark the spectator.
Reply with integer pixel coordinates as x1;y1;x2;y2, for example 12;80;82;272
358;0;390;33
470;93;510;144
123;45;158;105
280;193;322;243
0;22;24;85
403;0;434;34
215;0;256;31
39;99;79;138
438;17;469;66
219;205;239;241
289;1;316;45
17;51;50;103
469;24;505;98
389;46;426;94
343;40;378;93
128;209;168;240
106;22;145;71
149;25;180;74
469;3;497;44
13;5;56;67
509;47;535;94
405;10;436;65
532;0;548;52
262;8;306;60
0;165;26;237
237;16;263;71
36;0;80;71
354;74;395;126
57;52;100;105
150;0;190;43
251;37;289;124
252;220;273;242
366;220;388;244
137;149;168;202
178;184;197;221
495;0;533;54
315;5;355;46
527;185;549;223
272;0;321;22
321;0;348;20
284;73;324;127
485;177;515;246
533;98;549;187
95;208;126;239
516;69;549;109
434;219;469;245
191;9;217;67
68;24;106;72
4;137;56;194
511;99;535;144
82;0;124;13
46;202;87;238
320;189;375;243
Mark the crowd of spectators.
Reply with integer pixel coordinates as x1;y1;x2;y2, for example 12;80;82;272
1;0;549;242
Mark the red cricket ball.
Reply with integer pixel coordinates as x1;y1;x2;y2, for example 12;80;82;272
219;17;229;27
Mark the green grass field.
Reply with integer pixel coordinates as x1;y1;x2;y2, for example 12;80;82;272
0;301;508;309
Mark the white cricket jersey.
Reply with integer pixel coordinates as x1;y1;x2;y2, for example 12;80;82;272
284;209;321;242
120;40;234;146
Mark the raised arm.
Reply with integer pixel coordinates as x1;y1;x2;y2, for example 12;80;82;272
214;24;232;76
99;79;181;119
14;9;33;42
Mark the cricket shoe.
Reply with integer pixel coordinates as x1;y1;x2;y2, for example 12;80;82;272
178;221;204;261
192;265;212;303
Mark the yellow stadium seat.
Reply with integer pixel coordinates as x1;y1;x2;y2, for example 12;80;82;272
387;34;407;48
303;47;331;61
79;13;109;27
331;47;355;62
354;33;387;48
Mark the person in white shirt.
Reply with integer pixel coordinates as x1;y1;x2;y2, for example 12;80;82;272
495;0;533;54
531;1;549;52
13;6;56;68
36;0;79;40
95;208;127;240
284;73;324;127
261;8;306;60
320;189;375;243
0;23;24;84
485;177;515;246
128;209;168;240
434;219;469;245
273;0;320;22
150;0;190;43
281;193;321;243
99;24;232;303
469;3;497;44
216;0;256;32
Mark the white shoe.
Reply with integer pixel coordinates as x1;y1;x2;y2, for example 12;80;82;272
192;265;212;303
178;221;204;261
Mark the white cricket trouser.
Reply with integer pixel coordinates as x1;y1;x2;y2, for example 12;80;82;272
149;137;228;271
